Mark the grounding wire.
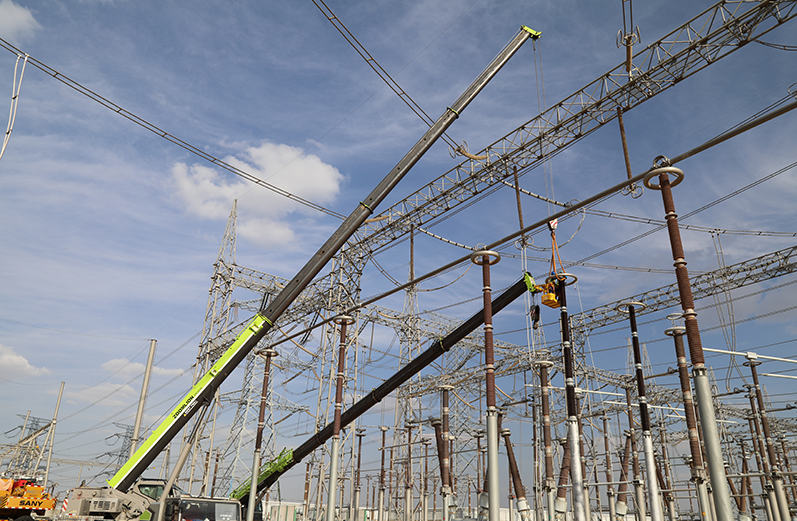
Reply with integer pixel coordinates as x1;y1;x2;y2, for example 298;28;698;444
0;37;345;220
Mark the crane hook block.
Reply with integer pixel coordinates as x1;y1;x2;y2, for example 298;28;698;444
522;26;542;40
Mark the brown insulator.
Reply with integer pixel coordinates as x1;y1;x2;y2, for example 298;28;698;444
501;427;528;504
657;174;705;366
556;438;572;501
616;434;632;505
304;461;312;516
665;326;704;471
431;419;450;490
725;465;742;512
333;317;353;436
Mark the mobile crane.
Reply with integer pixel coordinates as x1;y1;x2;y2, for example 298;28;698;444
0;477;57;521
56;26;536;521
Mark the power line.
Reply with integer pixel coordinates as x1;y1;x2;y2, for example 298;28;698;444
0;38;345;220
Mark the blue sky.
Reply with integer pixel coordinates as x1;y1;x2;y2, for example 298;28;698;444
1;0;796;504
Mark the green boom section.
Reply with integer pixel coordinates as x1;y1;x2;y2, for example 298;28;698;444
108;314;269;490
229;447;293;501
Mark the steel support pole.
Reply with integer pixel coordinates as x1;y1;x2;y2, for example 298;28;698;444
131;340;157;459
423;438;430;521
648;165;733;521
602;415;617;521
658;422;678;521
43;382;65;492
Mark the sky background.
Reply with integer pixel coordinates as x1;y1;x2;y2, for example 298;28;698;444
0;0;796;506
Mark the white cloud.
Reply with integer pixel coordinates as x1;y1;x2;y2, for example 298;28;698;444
0;343;50;377
170;142;344;247
0;0;40;44
100;358;185;380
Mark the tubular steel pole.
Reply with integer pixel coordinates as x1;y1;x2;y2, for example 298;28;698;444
536;361;556;521
556;275;587;521
130;339;157;459
43;382;64;492
665;323;712;521
746;358;792;521
647;165;733;521
618;302;663;521
248;349;278;521
602;415;617;521
472;250;502;521
658;421;678;521
423;438;431;521
327;316;354;521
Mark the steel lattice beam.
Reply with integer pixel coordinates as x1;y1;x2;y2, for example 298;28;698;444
348;0;797;260
570;244;797;336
